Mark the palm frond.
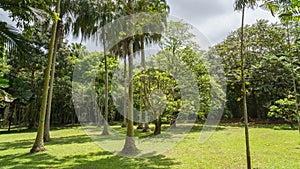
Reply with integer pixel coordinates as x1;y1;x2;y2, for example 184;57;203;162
0;21;30;53
234;0;257;11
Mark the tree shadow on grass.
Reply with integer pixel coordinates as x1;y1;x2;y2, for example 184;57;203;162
0;125;82;135
0;134;92;151
0;133;180;169
71;152;180;169
0;128;36;134
0;148;179;169
189;124;226;133
0;152;61;169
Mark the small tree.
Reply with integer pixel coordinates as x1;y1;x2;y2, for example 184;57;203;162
268;95;297;128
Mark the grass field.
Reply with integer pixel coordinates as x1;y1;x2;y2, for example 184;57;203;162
0;123;299;169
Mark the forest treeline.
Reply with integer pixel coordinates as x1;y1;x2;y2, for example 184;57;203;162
0;0;299;154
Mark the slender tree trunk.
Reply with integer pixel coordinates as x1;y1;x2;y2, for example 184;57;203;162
8;114;12;132
139;34;150;132
121;37;139;154
292;63;299;133
137;35;145;130
296;23;300;134
154;115;161;135
240;5;251;169
30;0;60;153
122;40;128;128
44;20;61;142
102;29;109;135
252;90;259;119
3;103;10;128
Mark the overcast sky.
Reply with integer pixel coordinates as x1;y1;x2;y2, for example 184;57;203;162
1;0;279;46
167;0;279;45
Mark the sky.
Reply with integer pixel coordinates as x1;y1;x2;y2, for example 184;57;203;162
0;0;280;46
167;0;279;45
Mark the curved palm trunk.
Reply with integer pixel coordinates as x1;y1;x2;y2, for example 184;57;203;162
30;0;60;153
240;5;251;169
44;21;61;142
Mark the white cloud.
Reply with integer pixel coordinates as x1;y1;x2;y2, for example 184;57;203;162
167;0;279;45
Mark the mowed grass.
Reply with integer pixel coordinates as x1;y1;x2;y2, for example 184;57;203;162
0;123;299;169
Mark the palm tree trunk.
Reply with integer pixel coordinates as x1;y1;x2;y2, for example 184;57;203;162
121;0;140;155
30;0;60;153
121;38;139;154
44;20;61;142
102;29;109;135
121;40;128;128
137;35;145;130
140;35;150;132
240;4;251;169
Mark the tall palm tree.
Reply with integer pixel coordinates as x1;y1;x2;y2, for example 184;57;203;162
121;0;139;154
43;19;62;142
43;0;80;142
99;0;115;135
43;0;82;142
112;0;130;128
234;0;256;168
129;0;169;131
30;0;61;153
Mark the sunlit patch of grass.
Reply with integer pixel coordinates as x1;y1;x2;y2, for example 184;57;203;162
169;124;300;169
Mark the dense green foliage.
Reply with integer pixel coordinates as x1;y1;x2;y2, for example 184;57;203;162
0;0;299;167
213;20;299;122
0;0;298;135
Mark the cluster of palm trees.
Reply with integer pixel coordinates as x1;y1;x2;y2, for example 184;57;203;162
2;0;297;167
0;0;169;154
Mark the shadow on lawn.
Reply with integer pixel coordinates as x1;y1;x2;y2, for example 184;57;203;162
0;151;179;169
0;134;92;151
189;124;226;133
0;125;82;135
0;133;180;169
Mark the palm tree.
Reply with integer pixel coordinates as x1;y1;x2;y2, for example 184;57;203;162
111;0;129;128
43;0;82;142
43;19;62;142
129;0;169;131
234;0;256;168
30;0;61;153
43;0;81;141
121;0;139;154
99;0;115;135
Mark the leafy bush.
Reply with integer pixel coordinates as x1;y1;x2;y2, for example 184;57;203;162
268;95;297;128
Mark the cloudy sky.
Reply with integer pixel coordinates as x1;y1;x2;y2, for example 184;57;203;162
167;0;279;45
0;0;279;46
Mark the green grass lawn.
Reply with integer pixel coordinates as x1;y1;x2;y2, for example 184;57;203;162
0;123;299;169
